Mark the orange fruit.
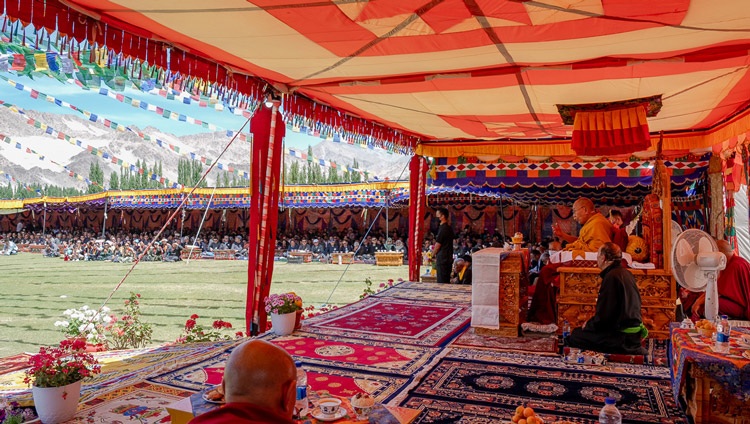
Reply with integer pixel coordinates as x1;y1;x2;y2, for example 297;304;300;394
518;419;527;424
527;417;539;424
516;406;525;415
512;415;521;423
524;407;535;418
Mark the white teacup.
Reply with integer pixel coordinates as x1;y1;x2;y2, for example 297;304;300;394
318;397;342;416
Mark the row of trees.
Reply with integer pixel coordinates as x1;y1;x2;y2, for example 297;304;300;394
285;147;368;184
1;146;373;198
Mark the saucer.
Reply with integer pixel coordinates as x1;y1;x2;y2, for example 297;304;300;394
311;407;347;422
201;388;225;404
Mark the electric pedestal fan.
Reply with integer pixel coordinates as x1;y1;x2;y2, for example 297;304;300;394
671;229;726;321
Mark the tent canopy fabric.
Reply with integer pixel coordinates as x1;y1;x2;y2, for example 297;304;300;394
9;0;750;155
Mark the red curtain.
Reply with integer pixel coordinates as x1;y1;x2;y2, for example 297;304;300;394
246;105;286;334
571;105;651;156
408;156;428;281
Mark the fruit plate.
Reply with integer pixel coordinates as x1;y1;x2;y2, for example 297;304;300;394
201;388;225;404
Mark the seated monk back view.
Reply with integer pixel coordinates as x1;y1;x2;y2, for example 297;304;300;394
528;197;612;325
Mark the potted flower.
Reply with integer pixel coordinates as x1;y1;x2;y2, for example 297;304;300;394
24;337;101;424
264;292;303;335
175;314;243;344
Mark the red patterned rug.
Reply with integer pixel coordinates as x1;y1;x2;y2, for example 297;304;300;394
450;327;558;355
263;333;440;376
304;297;470;347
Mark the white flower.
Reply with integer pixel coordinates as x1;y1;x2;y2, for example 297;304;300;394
81;305;89;310
103;315;112;323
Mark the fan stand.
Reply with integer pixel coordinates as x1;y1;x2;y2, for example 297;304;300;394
704;271;720;322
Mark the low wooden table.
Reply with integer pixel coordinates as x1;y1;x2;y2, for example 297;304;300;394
421;274;437;283
180;246;202;260
213;249;236;260
167;392;420;424
289;251;313;263
28;244;46;253
375;252;403;266
331;252;354;264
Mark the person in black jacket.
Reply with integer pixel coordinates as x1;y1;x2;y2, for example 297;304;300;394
568;242;647;355
431;208;454;284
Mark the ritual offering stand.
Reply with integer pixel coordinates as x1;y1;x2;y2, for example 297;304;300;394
331;252;354;264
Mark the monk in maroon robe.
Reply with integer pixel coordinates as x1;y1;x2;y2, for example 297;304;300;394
190;340;297;424
692;239;750;320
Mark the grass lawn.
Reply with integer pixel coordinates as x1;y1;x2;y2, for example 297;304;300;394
0;254;408;357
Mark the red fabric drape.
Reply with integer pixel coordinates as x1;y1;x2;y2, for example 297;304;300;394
571;105;651;156
408;156;428;281
246;105;286;334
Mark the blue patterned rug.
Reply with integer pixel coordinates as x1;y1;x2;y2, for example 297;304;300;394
398;348;686;423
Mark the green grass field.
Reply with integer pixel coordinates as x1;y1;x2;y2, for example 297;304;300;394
0;254;408;357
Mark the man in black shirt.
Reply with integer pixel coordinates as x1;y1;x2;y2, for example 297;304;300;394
568;242;647;354
432;208;454;284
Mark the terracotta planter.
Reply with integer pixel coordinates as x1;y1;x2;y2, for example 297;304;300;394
270;312;296;336
32;380;82;424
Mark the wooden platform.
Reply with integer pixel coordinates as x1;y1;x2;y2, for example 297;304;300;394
180;247;202;261
213;249;236;260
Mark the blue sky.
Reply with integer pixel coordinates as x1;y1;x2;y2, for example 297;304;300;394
0;72;315;150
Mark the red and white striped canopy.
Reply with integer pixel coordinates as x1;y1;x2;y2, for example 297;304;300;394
24;1;750;153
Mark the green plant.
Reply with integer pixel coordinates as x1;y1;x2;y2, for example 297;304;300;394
24;337;100;388
264;292;303;315
359;278;398;299
54;305;111;343
176;314;243;343
101;292;153;350
0;400;36;424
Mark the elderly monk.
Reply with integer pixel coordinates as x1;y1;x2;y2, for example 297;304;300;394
528;198;613;325
190;340;297;424
691;239;750;320
568;242;647;354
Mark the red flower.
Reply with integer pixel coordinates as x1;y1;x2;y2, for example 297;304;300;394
185;319;196;330
223;321;232;329
190;314;199;319
212;320;224;329
235;331;244;338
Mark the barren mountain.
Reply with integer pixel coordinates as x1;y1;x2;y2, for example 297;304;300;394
0;107;409;191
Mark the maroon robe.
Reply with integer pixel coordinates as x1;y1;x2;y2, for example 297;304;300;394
716;254;750;320
189;403;294;424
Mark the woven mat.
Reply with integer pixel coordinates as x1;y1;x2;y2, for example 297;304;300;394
449;327;558;355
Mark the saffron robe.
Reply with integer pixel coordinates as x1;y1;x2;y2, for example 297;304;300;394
528;213;612;324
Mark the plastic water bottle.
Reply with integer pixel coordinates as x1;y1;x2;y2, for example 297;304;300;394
562;320;571;346
599;397;622;424
294;361;308;419
715;315;731;354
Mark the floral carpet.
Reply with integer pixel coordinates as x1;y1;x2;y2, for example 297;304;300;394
68;381;191;423
374;286;472;303
449;327;558;355
303;296;471;347
399;348;684;423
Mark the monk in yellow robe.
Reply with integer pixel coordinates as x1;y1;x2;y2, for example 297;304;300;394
528;198;613;325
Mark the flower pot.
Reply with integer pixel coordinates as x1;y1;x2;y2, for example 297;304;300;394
270;312;296;336
33;380;82;424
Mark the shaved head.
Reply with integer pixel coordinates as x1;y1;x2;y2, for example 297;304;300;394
222;340;297;417
716;239;734;259
572;198;596;225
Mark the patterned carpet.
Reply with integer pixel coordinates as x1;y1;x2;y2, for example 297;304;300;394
0;353;30;375
150;347;411;403
68;381;192;423
374;286;472;303
449;327;558;355
303;296;471;347
0;340;240;404
260;332;442;376
399;348;684;423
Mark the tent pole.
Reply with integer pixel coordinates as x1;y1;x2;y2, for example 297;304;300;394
499;199;506;242
101;197;108;239
42;201;46;236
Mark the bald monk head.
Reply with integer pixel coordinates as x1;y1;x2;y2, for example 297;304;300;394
572;198;596;225
222;339;297;418
717;239;735;260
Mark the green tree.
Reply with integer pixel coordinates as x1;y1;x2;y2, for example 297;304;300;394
110;171;119;190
